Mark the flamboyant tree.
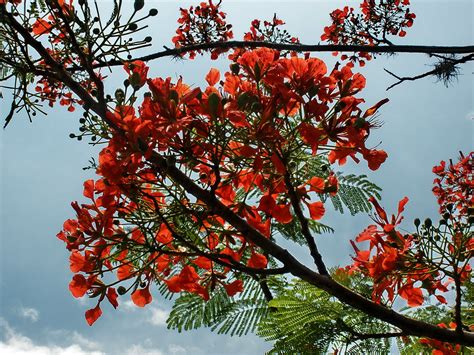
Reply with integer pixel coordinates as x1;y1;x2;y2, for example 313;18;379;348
0;0;473;353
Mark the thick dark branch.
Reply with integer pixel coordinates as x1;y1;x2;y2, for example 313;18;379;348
385;53;474;90
152;204;288;277
148;153;474;346
96;41;474;68
350;331;406;341
253;275;274;302
283;171;328;275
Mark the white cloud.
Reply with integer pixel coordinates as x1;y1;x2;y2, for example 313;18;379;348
17;307;39;323
121;300;136;311
46;329;101;351
0;318;104;355
120;302;169;327
147;307;169;327
126;344;164;355
168;344;187;354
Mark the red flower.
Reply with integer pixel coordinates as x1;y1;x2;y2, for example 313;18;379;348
131;287;153;307
306;201;325;220
193;256;213;270
155;223;173;244
69;274;88;298
363;149;388;171
224;280;243;297
124;60;149;89
106;288;119;309
205;68;220;86
247;252;267;269
69;251;86;273
85;305;102;326
32;18;54;36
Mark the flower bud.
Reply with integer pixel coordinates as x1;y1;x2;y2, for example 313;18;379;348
117;286;127;295
414;218;420;227
134;0;145;12
115;89;125;103
424;218;432;229
230;63;240;75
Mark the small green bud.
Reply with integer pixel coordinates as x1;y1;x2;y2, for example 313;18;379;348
414;218;420;227
149;9;158;16
117;286;127;295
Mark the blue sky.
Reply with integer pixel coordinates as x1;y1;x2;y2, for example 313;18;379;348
0;1;472;354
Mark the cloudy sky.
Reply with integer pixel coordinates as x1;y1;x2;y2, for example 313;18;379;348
0;1;472;354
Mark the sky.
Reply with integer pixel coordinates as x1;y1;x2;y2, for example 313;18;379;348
0;1;472;354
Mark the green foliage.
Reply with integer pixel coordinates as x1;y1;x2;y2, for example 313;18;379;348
258;277;392;354
273;155;381;247
274;219;334;245
329;173;381;215
167;276;271;336
257;281;340;354
299;155;382;216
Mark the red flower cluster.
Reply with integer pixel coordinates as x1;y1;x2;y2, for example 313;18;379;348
172;0;233;59
321;0;416;66
58;48;392;325
350;196;434;306
350;153;473;312
124;60;149;90
432;152;473;216
244;15;299;44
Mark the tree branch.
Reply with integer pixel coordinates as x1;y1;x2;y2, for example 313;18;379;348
94;41;474;68
385;53;474;90
283;170;328;275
